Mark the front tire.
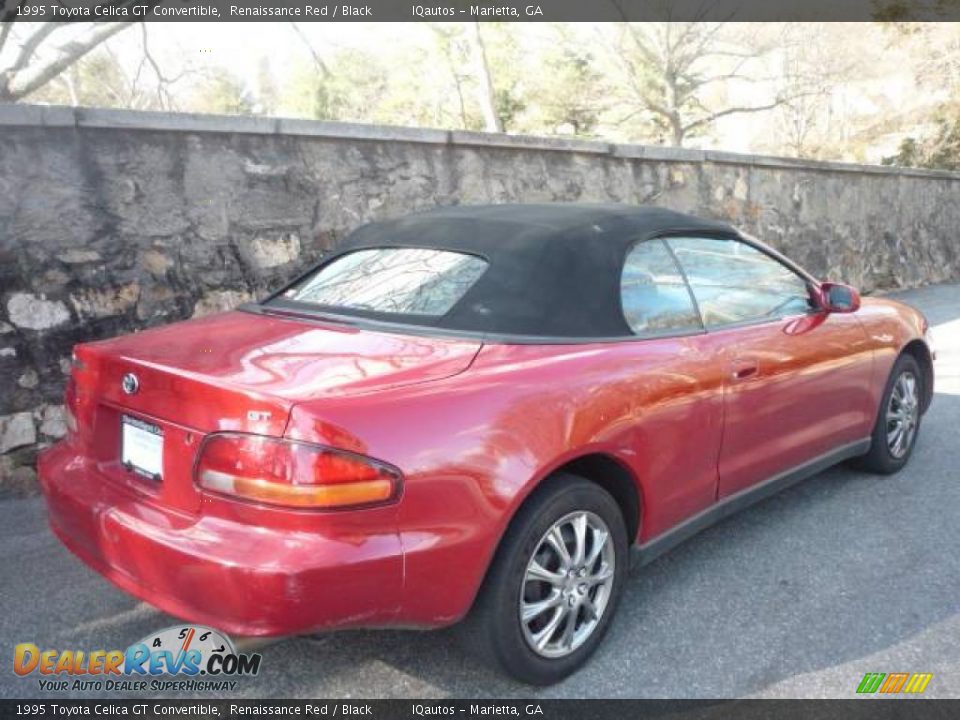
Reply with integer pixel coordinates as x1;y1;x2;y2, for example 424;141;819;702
856;353;923;474
459;474;628;685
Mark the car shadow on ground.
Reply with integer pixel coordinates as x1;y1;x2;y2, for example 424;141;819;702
2;396;956;700
243;395;959;699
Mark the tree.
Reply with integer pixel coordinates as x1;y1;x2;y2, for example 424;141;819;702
0;9;156;102
188;67;253;116
466;22;502;132
430;24;472;129
605;23;797;146
530;27;606;135
429;22;522;132
883;101;960;170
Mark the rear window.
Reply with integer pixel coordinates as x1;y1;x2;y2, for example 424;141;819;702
283;248;488;316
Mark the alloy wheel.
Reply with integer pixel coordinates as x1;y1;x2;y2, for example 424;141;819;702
886;370;919;459
519;511;615;659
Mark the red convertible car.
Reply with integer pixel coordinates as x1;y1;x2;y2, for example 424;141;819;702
39;204;933;684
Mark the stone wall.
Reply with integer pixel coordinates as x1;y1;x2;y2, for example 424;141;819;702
2;104;959;491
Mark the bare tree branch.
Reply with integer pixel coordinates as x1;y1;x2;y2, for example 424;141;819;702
289;22;331;78
0;21;137;102
604;21;806;145
10;23;59;73
0;13;25;60
682;99;794;135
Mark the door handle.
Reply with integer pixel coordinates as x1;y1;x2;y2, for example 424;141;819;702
731;359;759;381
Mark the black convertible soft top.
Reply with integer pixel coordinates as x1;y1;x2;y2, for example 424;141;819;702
266;204;741;340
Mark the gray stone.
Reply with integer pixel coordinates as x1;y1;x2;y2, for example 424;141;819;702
17;369;38;389
244;160;291;178
0;460;39;497
192;290;254;318
733;176;749;201
70;283;140;319
0;413;36;454
240;233;301;269
0;347;15;358
0;322;13;334
39;405;67;440
57;249;101;264
142;249;173;276
6;293;70;330
42;269;70;287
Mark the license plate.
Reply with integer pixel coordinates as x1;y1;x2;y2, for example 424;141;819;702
121;415;163;481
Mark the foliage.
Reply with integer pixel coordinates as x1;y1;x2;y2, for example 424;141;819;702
188;67;253;116
3;20;960;165
883;103;960;169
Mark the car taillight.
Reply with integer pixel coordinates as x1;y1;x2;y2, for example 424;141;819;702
195;433;402;510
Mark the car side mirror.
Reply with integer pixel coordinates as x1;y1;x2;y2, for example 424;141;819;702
820;282;861;313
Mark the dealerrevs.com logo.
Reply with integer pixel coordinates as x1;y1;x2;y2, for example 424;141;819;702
14;625;262;693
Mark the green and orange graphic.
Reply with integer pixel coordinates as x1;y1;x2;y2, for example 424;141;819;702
857;672;933;694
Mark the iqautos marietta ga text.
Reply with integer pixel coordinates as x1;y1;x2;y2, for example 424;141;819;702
411;4;543;17
412;705;544;716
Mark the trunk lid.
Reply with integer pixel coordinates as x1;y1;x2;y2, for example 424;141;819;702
69;310;482;513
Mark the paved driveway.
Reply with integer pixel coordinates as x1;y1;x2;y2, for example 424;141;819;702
2;283;958;699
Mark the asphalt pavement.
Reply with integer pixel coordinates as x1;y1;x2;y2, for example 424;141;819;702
1;282;958;700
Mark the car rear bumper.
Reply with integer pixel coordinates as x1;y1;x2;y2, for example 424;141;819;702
38;441;404;637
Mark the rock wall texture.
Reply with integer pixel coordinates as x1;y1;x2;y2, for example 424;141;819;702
2;104;959;490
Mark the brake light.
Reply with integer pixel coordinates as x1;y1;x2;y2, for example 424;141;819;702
195;433;402;510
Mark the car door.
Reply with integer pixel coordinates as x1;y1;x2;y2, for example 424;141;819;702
664;235;875;498
619;238;727;533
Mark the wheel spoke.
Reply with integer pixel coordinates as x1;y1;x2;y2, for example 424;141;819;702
887;422;902;446
533;606;566;650
886;421;901;437
892;381;905;404
585;528;608;569
522;590;563;622
526;559;564;587
581;594;599;621
560;607;578;649
587;564;614;586
546;527;572;569
571;513;587;566
904;376;917;405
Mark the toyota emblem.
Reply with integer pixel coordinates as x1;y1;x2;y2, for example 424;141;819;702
122;373;140;395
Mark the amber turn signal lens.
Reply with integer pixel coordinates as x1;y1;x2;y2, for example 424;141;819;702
195;433;401;510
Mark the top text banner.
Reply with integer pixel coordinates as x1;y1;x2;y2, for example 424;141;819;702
3;0;960;22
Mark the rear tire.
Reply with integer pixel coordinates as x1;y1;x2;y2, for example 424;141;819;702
458;474;628;685
855;353;923;474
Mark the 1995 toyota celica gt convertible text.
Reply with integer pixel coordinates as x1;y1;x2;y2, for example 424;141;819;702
39;204;934;684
